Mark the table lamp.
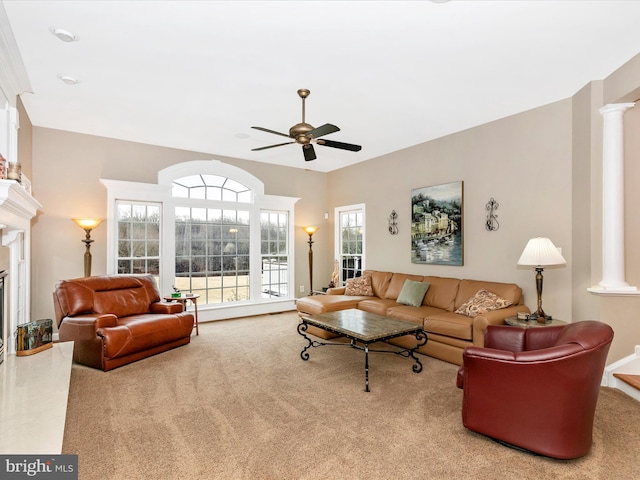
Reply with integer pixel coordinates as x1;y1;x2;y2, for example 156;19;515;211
517;237;566;323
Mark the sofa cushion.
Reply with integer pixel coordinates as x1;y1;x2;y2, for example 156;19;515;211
384;273;424;300
296;295;368;315
345;275;374;296
422;276;460;311
357;298;398;316
387;305;443;325
363;270;393;298
455;289;513;317
397;279;431;307
423;311;474;341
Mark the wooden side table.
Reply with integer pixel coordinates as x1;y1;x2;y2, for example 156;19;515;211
164;293;200;335
504;316;567;328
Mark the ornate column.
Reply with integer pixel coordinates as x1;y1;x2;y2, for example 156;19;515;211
590;103;637;294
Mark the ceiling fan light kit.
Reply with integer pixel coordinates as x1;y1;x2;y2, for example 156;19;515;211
252;89;362;161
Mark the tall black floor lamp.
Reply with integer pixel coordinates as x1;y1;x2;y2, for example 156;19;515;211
303;226;319;295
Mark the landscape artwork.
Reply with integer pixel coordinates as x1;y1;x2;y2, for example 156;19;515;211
411;181;463;265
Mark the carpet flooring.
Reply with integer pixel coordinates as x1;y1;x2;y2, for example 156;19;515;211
62;311;640;479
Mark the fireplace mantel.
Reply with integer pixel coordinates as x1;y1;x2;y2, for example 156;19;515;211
0;179;40;226
0;179;41;358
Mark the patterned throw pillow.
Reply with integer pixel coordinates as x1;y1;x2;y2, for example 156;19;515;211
345;275;374;296
455;289;513;317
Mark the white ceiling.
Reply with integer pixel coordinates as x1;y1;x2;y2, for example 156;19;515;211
3;0;640;172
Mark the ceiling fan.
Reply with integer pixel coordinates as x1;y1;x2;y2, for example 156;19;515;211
251;89;362;161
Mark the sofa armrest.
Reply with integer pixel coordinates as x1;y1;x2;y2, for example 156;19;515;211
327;287;346;295
150;302;184;314
472;305;530;347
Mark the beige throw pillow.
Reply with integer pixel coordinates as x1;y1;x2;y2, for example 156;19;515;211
345;275;374;296
455;289;513;317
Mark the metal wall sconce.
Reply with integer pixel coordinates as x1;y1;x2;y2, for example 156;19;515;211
485;198;499;231
72;218;103;277
388;210;398;235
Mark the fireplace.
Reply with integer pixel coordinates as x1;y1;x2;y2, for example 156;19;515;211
0;180;40;360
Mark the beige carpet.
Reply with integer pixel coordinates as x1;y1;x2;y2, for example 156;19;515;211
63;311;640;480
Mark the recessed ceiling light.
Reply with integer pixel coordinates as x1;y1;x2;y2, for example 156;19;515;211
57;74;79;85
49;27;77;42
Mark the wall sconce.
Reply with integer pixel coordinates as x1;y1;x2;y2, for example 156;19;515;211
303;226;319;295
485;198;499;231
72;218;103;277
388;210;398;235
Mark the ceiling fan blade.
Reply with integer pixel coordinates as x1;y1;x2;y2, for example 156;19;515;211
251;141;295;151
303;144;316;161
316;139;362;152
251;126;291;138
306;123;340;139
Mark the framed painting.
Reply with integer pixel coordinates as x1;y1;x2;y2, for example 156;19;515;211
411;181;463;265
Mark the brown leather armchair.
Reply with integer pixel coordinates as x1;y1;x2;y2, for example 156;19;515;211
456;321;614;459
53;274;194;371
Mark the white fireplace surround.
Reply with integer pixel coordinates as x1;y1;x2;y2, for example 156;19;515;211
0;179;40;358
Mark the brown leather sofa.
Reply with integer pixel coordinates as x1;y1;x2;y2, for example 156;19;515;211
296;270;529;365
456;321;614;459
53;274;195;371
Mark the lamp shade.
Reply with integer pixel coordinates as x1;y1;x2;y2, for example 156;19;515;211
303;226;319;235
72;218;103;230
517;237;566;267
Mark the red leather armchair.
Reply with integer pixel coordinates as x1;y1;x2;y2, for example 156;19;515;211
456;321;614;459
53;274;194;371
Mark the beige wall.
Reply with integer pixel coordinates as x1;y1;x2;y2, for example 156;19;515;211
328;99;573;323
29;128;331;322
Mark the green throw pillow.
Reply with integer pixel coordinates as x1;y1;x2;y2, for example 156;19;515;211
397;279;430;307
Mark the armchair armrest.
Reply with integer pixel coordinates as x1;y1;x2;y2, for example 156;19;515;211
60;313;118;332
150;302;184;314
58;313;118;370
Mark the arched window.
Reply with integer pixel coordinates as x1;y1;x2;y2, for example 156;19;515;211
101;160;299;321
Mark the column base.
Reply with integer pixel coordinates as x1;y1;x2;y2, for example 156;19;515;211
588;285;640;296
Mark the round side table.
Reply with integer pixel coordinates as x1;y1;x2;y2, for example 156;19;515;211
504;316;567;328
164;293;200;335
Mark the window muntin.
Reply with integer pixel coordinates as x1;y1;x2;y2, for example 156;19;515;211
116;202;161;275
260;211;289;298
175;207;250;304
172;174;252;203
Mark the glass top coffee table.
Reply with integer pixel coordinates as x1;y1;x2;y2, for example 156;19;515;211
297;309;428;392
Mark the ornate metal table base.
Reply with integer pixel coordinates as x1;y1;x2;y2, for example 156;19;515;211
297;320;428;392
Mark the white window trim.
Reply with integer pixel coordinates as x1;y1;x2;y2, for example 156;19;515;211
101;160;300;321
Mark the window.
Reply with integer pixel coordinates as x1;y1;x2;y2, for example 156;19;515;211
102;160;299;320
260;211;289;298
335;204;366;283
174;204;250;304
116;202;160;275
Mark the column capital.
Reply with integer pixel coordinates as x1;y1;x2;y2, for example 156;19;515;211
600;103;635;116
